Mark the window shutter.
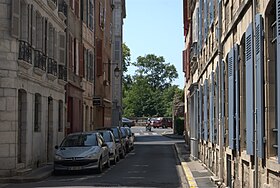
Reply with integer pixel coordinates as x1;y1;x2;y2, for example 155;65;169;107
215;64;219;144
277;0;280;164
255;14;264;158
28;5;32;44
198;0;203;52
204;0;208;42
204;79;208;141
53;30;57;60
221;60;225;146
11;0;20;38
70;0;74;10
75;0;79;17
228;47;235;149
69;34;73;71
89;0;93;30
42;18;46;53
31;6;36;48
79;43;84;77
96;39;103;76
209;0;214;27
59;32;65;65
195;90;199;139
210;72;214;143
234;44;240;151
245;23;254;155
199;85;203;140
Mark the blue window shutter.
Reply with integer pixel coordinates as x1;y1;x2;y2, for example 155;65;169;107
228;48;235;149
255;14;264;158
215;64;219;144
221;60;225;146
277;0;280;164
204;79;209;141
209;0;214;27
210;72;214;143
234;44;240;151
199;85;203;140
204;0;208;43
245;23;254;155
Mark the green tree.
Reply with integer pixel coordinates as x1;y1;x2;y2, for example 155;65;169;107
122;43;133;92
133;54;178;90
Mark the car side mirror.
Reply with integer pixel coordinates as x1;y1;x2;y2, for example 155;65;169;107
55;145;59;150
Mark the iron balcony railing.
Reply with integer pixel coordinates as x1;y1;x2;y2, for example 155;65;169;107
34;50;46;71
58;1;67;17
58;64;67;81
18;40;32;64
47;58;57;76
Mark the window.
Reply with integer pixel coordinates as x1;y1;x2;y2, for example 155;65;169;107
58;100;63;132
89;0;94;30
99;2;104;29
34;93;41;132
36;12;43;50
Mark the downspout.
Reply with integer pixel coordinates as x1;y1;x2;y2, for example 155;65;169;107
218;0;224;184
252;0;258;187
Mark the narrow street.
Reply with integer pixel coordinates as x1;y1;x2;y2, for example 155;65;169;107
3;127;188;188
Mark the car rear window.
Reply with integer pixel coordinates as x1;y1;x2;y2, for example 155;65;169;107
61;134;98;147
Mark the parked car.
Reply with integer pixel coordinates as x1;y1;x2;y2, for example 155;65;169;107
122;117;135;127
97;130;119;165
96;127;126;159
54;132;110;174
120;127;130;153
151;117;172;128
124;127;135;151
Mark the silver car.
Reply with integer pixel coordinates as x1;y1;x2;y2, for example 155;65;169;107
97;130;119;164
54;132;110;174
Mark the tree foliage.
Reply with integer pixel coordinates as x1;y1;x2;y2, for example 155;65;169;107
122;45;183;118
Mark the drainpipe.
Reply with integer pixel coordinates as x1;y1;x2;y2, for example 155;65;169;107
252;0;258;187
218;0;224;184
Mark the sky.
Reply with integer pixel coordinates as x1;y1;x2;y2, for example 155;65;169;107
123;0;185;89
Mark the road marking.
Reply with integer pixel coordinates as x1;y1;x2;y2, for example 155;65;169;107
134;133;140;136
152;133;158;135
143;133;149;135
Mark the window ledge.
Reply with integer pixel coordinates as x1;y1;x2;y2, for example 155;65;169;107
47;0;57;10
267;158;280;172
34;67;45;76
58;12;66;21
47;73;56;81
18;60;32;69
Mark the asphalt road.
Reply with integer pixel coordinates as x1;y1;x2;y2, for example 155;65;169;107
5;126;188;188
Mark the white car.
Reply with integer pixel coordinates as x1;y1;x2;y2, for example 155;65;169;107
54;132;110;174
97;130;119;164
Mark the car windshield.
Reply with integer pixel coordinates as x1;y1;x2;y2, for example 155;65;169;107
99;132;113;142
60;134;98;147
111;128;119;139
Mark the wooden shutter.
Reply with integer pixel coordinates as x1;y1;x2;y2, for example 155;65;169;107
198;0;202;52
209;0;214;27
215;64;219;144
75;0;79;17
277;0;280;164
234;44;240;151
204;79;208;141
79;43;84;77
59;33;65;65
210;72;214;143
245;23;254;155
53;30;57;60
11;0;20;38
228;47;235;149
256;14;264;158
28;5;32;44
96;39;103;76
221;60;225;146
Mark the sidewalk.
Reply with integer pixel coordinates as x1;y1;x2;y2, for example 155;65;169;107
0;164;53;183
175;142;217;188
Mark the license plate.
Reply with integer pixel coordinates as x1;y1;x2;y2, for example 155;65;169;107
68;166;82;170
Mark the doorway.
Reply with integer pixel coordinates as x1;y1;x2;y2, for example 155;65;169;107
18;89;27;164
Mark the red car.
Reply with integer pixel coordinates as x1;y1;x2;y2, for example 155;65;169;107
151;117;172;128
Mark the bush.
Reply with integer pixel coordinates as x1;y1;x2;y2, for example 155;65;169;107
175;117;184;135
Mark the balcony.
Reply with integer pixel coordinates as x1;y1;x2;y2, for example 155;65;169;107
47;0;57;10
18;40;32;69
58;64;67;85
58;1;67;21
34;50;46;75
47;58;57;80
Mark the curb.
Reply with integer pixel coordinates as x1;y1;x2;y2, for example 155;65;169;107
174;143;198;188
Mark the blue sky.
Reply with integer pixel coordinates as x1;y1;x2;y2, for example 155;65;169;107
123;0;185;89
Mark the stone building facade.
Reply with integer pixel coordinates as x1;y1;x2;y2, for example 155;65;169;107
0;0;67;176
183;0;280;187
0;0;126;177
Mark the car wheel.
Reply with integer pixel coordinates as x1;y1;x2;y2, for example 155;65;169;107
97;158;103;174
